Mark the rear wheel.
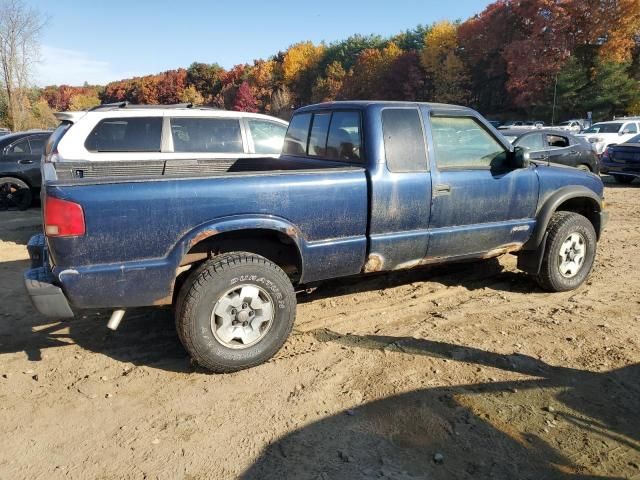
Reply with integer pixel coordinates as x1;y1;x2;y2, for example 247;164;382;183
0;177;32;210
535;212;597;292
612;174;634;184
175;252;296;373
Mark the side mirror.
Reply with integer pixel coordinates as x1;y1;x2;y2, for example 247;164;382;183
512;146;531;168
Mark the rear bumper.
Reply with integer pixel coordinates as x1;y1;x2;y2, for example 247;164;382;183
24;234;74;319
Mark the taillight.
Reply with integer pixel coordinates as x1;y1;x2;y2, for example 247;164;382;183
601;147;611;161
44;197;85;237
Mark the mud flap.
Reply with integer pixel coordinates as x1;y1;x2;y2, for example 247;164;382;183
516;232;548;275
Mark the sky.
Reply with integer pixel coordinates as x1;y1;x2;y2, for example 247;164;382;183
31;0;492;87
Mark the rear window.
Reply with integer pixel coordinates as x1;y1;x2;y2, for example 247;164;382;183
85;117;162;152
46;121;72;156
171;117;243;153
283;111;362;162
283;113;311;156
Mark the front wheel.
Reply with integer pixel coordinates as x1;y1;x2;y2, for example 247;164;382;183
175;252;296;373
535;212;597;292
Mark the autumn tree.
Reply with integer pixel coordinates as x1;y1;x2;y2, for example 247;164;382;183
0;0;46;129
180;85;204;105
68;92;100;111
320;34;387;72
270;86;293;120
386;51;425;101
233;81;258;112
421;21;469;104
186;62;223;102
282;41;325;104
342;42;402;99
251;59;276;111
311;61;346;103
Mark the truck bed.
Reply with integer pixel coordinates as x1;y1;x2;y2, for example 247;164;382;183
44;157;369;309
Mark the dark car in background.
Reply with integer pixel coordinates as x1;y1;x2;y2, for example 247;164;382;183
0;130;51;210
500;129;600;173
600;134;640;184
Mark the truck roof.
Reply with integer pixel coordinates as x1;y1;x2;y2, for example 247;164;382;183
295;100;472;113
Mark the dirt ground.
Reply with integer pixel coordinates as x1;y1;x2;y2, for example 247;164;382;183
0;180;638;480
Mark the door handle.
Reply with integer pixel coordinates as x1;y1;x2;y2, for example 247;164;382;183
434;184;451;196
18;159;34;164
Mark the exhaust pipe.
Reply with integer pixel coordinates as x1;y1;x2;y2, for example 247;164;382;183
107;309;126;330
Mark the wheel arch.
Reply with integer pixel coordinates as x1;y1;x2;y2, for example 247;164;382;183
174;216;305;285
525;187;603;250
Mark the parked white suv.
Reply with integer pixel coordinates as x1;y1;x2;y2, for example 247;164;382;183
577;120;640;155
46;103;288;164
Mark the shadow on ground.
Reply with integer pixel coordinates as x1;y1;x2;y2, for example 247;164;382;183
2;255;539;374
240;331;640;480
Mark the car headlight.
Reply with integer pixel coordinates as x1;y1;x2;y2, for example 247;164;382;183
589;137;604;143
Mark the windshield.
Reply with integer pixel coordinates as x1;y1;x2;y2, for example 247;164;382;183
626;133;640;143
583;123;622;134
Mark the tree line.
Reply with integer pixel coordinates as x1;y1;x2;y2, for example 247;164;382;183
2;0;640;130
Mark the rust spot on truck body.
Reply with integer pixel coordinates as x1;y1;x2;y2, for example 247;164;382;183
285;226;299;238
189;229;218;249
363;253;384;273
480;242;523;259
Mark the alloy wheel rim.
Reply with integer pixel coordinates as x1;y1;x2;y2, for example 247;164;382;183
558;232;586;278
210;284;275;349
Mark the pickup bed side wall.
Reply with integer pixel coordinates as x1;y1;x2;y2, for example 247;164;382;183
47;169;368;308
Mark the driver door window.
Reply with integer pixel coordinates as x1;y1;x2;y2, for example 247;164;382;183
431;116;507;169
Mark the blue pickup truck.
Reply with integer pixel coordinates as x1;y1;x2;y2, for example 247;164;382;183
25;101;607;372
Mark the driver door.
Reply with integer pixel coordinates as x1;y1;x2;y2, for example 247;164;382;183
426;113;539;259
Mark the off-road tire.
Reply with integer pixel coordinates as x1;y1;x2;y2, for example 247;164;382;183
175;252;296;373
612;174;634;184
535;211;597;292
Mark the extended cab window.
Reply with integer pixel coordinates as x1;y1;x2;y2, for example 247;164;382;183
85;117;162;152
382;108;427;172
431;116;507;169
171;118;243;153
